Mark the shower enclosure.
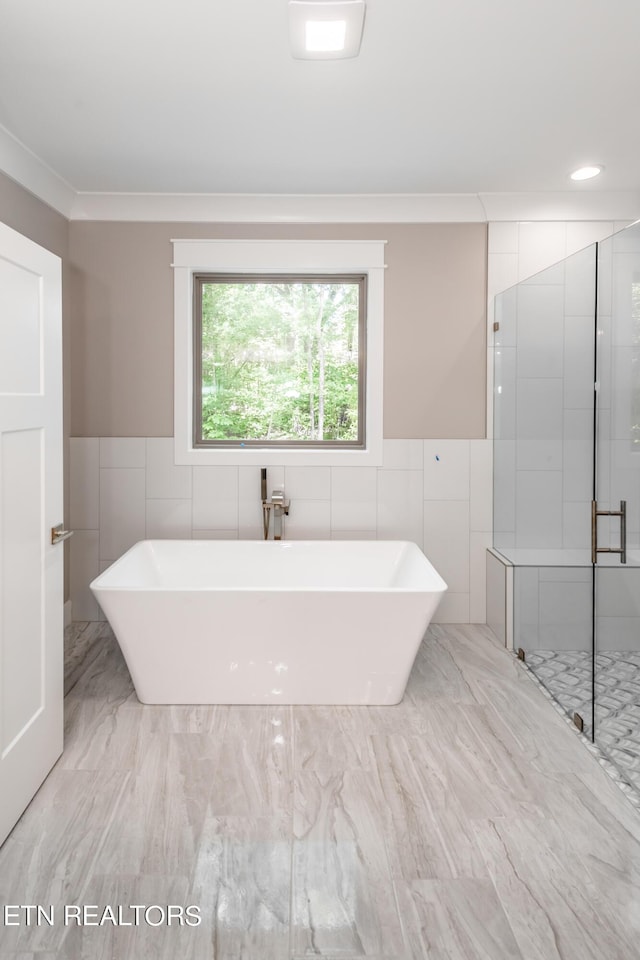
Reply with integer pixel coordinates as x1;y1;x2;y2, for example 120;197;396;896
492;220;640;796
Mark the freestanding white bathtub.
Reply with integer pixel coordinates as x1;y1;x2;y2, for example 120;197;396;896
90;540;447;705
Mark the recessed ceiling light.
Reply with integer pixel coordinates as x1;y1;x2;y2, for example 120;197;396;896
570;165;604;181
289;1;366;59
305;19;347;52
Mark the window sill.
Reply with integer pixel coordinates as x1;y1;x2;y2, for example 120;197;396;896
173;441;382;467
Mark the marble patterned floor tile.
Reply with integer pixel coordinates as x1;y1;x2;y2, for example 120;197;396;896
191;815;291;960
292;769;406;957
91;733;221;877
166;703;229;735
399;878;524;960
435;627;603;779
64;634;134;707
0;771;130;954
64;621;114;696
475;816;639;960
539;771;640;940
419;702;548;820
527;649;640;797
55;875;200;960
208;706;293;817
60;690;140;773
4;622;640;958
370;734;488;881
3;954;59;959
293;705;376;774
405;626;478;707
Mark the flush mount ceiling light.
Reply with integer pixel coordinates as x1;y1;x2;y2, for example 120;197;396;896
289;0;366;59
570;165;604;181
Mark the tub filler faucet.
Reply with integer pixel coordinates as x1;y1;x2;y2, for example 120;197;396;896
261;468;290;540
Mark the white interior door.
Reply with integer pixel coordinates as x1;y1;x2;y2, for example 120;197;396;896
0;221;63;847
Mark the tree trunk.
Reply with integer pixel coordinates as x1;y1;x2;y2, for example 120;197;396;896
316;291;326;439
307;336;315;439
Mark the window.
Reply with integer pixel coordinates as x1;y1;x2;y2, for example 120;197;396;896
193;274;365;448
173;239;385;466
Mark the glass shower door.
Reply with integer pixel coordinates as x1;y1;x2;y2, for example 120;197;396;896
594;222;640;793
493;245;597;734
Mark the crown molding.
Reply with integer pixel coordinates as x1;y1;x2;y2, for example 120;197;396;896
70;191;489;222
1;129;639;225
0;124;76;218
481;191;640;223
69;190;640;223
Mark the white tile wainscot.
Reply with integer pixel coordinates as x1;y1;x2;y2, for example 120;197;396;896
69;437;493;625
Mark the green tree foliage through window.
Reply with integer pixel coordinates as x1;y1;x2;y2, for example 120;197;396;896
196;275;364;445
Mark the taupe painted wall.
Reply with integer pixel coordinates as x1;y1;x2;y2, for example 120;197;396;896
69;221;487;439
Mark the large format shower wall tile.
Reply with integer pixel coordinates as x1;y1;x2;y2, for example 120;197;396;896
514;471;562;549
563;314;596;410
423;499;470;594
515;378;563;471
145;436;192;499
99;467;145;561
423;440;470;501
515;283;565;378
292;769;406;958
431;591;470;624
377;468;423;546
145;497;192;539
192;464;238;529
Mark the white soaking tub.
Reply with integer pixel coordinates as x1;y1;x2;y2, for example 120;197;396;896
90;540;447;705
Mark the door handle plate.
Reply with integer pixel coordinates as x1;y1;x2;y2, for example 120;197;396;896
51;524;74;545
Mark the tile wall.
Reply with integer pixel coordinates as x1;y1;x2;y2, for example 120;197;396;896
69;437;492;625
69;218;633;630
486;219;630;440
492;243;596;552
513;566;640;653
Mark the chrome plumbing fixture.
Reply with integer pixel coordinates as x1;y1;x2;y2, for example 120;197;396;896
261;468;290;540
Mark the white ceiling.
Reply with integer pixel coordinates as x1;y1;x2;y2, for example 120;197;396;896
0;0;639;204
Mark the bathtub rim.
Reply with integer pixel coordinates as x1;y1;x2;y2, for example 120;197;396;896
90;538;448;595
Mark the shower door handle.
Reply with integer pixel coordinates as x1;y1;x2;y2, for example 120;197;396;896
591;500;626;564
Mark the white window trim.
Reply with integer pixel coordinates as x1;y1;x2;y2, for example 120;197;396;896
172;238;386;466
